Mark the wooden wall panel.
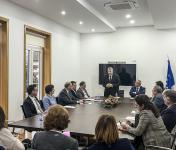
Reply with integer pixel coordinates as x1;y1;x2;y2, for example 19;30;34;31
0;17;9;118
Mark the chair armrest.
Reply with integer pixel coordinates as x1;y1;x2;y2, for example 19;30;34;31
146;145;171;150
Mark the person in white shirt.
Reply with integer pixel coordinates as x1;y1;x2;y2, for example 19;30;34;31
23;84;43;118
0;106;25;150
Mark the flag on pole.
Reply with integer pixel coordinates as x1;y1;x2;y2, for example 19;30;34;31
166;59;175;89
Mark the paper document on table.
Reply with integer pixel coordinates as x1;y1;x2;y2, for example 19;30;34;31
125;116;135;122
64;106;76;109
84;98;95;101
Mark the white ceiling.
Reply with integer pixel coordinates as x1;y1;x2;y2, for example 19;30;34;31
6;0;176;33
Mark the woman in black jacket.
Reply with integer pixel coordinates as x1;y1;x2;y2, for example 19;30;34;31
89;115;134;150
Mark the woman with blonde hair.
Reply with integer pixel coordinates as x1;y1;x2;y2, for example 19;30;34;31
89;114;134;150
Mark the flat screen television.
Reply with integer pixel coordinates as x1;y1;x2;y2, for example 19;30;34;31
99;64;136;86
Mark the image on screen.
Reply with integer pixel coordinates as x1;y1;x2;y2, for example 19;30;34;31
99;64;136;86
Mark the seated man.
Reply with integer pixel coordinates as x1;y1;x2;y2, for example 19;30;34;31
70;81;79;101
23;84;43;118
162;90;176;132
129;80;145;98
42;84;57;111
151;85;167;113
57;82;77;106
76;81;90;99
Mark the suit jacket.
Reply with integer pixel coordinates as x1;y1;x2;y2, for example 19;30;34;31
57;89;77;106
129;86;145;97
103;74;120;97
88;138;134;150
161;104;176;133
151;93;167;113
32;131;78;150
128;110;171;148
23;96;40;118
76;88;90;99
70;90;79;100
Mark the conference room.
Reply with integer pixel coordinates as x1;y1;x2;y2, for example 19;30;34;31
1;0;176;150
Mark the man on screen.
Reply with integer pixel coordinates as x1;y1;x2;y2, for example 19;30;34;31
103;66;120;97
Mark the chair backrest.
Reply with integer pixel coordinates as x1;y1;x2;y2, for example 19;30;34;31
0;146;5;150
39;100;44;111
21;104;28;118
171;125;176;149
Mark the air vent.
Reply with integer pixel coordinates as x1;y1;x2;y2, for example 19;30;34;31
104;0;139;11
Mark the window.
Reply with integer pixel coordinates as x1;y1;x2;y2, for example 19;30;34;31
26;45;43;99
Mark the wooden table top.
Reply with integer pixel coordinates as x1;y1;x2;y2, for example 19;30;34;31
8;98;135;140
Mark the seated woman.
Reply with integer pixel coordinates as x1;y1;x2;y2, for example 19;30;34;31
42;84;57;111
88;114;134;150
0;106;25;150
121;94;171;149
32;105;78;150
161;90;176;132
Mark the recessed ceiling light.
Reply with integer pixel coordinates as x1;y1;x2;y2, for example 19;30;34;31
130;20;135;24
61;11;66;16
79;21;83;25
91;28;95;32
126;14;131;19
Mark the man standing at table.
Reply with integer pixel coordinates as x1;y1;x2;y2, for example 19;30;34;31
103;66;120;97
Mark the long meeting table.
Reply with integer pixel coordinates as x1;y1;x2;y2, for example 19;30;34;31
8;98;135;140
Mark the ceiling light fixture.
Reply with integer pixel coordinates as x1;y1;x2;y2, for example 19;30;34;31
79;21;83;25
130;20;135;24
91;28;95;32
61;11;66;16
126;14;131;19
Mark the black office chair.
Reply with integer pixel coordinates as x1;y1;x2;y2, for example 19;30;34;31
21;104;28;118
118;90;124;98
56;97;59;104
39;100;44;111
0;146;5;150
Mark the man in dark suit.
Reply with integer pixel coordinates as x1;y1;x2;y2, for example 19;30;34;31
76;81;90;99
70;81;79;100
129;80;145;97
103;66;120;97
161;90;176;133
151;85;167;113
23;84;43;118
57;82;78;106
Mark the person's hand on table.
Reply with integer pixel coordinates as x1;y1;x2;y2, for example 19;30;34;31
121;122;130;131
77;99;84;104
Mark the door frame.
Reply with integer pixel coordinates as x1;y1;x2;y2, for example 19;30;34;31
0;16;9;118
24;25;51;98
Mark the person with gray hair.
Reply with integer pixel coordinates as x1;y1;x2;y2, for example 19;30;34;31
151;85;167;113
57;82;77;106
161;90;176;132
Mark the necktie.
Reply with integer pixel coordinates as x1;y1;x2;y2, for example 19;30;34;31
35;98;43;113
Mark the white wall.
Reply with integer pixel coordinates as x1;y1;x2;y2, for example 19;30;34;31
80;26;176;97
0;0;80;121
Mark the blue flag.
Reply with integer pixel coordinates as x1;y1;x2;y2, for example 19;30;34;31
166;60;175;89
